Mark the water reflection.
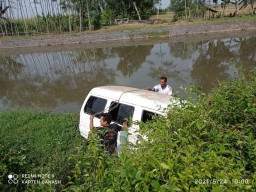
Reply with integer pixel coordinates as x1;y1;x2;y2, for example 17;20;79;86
115;45;153;77
0;36;255;113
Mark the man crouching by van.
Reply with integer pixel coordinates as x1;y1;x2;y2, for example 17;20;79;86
89;113;127;156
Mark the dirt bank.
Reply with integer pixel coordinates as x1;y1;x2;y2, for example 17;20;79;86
0;21;256;49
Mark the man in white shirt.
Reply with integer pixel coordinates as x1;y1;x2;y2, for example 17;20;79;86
147;76;172;96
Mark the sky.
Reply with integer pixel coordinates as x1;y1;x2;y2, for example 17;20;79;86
161;0;171;9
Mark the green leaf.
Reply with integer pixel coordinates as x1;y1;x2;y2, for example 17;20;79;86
151;180;160;190
212;186;224;192
160;163;170;170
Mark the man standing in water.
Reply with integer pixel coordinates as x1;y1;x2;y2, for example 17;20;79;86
147;76;172;96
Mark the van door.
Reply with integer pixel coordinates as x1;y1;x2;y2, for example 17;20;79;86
108;101;135;150
79;95;108;139
108;102;135;124
130;108;161;145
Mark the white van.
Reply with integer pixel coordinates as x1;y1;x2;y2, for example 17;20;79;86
79;86;178;146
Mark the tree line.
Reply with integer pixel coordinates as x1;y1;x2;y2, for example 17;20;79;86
0;0;255;36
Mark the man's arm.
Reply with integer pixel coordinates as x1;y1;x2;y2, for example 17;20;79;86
89;115;94;130
121;121;128;131
147;85;157;91
147;87;155;91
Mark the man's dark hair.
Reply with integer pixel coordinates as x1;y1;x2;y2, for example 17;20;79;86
160;76;167;82
100;113;112;124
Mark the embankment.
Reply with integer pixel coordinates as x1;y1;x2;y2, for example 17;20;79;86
0;21;256;49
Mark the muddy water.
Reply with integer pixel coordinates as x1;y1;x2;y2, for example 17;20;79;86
0;33;255;113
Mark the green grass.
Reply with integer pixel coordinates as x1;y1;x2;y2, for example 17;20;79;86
207;14;256;23
0;110;85;191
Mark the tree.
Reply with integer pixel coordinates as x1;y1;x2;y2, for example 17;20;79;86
132;1;141;20
230;0;239;16
170;0;207;20
239;0;256;14
156;0;161;19
131;0;156;19
105;0;155;20
221;0;230;16
69;0;102;30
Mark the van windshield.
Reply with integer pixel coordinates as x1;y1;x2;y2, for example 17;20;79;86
109;102;134;124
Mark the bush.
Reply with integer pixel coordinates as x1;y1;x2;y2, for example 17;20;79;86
67;70;256;191
1;70;256;191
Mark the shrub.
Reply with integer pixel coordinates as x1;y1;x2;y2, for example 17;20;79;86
66;70;256;191
1;70;256;191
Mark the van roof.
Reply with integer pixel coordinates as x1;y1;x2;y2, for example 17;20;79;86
89;86;178;111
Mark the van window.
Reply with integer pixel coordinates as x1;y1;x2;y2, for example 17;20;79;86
141;110;158;123
84;96;107;117
109;102;134;124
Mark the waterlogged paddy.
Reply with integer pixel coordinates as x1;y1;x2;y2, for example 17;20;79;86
0;32;256;113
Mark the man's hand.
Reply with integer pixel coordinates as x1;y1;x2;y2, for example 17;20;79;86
122;121;128;131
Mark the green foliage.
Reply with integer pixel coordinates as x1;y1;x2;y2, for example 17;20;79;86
66;133;121;191
1;70;256;191
106;0;156;20
101;6;115;25
65;70;256;191
170;0;208;20
0;110;84;191
92;13;102;30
